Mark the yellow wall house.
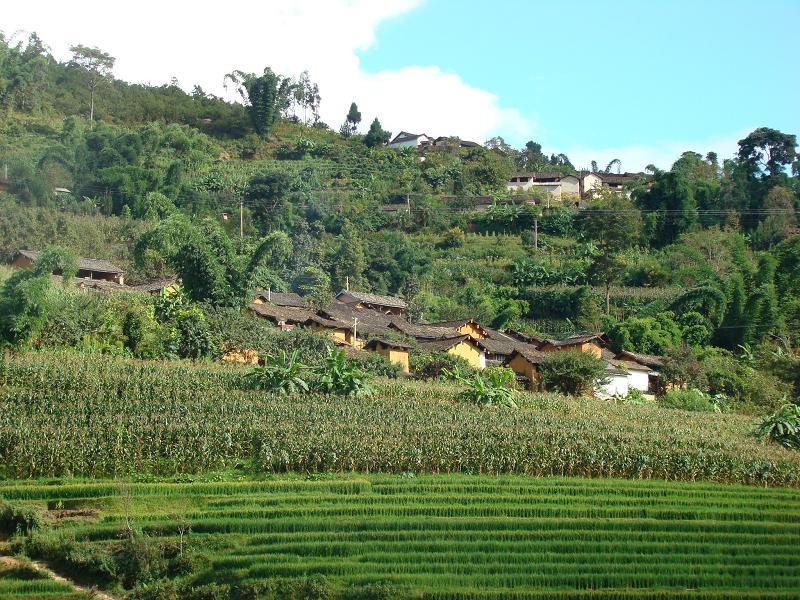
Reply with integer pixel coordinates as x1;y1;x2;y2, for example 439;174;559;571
419;335;486;369
506;349;547;390
431;319;489;340
541;333;610;358
364;339;412;373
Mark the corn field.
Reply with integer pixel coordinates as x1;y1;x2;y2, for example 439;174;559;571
0;352;799;485
2;475;799;598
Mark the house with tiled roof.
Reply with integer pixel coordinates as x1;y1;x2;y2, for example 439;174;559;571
11;249;125;285
335;290;407;316
253;289;307;308
388;131;432;149
418;335;485;369
506;172;580;200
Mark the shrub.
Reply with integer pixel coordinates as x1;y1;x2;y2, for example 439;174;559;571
246;349;310;395
0;501;42;535
445;366;518;408
410;351;471;380
317;348;373;397
351;351;402;379
758;403;800;450
539;350;609;396
658;388;717;412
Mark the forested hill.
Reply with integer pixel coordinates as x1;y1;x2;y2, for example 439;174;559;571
1;31;799;376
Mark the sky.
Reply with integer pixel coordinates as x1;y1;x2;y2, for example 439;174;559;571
3;0;798;171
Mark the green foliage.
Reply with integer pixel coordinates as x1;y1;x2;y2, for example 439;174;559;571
246;349;310;395
317;348;374;397
0;245;77;346
539;350;609;396
0;501;42;535
445;366;519;408
658;388;720;412
225;68;293;137
410;351;471;380
363;118;390;148
758;403;800;450
607;312;683;355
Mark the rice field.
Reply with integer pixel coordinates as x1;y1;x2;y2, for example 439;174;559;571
2;475;800;599
0;557;86;600
1;351;799;485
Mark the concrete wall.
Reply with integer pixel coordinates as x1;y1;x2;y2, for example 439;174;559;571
600;373;630;397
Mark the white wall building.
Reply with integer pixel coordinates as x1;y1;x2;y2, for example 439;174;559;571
507;172;580;200
388;132;432;149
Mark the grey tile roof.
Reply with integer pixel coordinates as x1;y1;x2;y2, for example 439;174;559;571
616;351;664;369
364;338;413;351
18;249;123;274
130;278;178;293
254;290;307;308
336;290;407;309
418;335;473;353
249;303;315;324
507;348;548;365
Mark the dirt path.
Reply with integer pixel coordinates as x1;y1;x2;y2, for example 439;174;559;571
0;555;118;599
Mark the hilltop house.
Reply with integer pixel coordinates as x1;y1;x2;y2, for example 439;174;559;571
335;290;407;316
506;172;580;200
388;132;432;149
11;249;125;285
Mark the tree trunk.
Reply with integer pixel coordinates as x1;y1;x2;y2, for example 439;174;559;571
605;283;611;315
89;85;95;130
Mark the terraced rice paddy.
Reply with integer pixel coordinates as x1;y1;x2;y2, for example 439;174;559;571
0;558;86;600
2;475;799;598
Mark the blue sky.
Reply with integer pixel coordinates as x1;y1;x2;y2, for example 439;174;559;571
358;0;800;167
5;0;798;170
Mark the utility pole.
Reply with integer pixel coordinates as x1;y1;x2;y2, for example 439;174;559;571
406;192;411;214
345;276;350;291
353;317;358;343
239;199;244;238
2;163;7;181
534;218;538;250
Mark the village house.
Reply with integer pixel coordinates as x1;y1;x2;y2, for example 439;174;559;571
418;335;486;369
506;348;548;389
598;355;653;397
253;289;307;308
335;290;407;316
506;172;580;200
615;350;665;394
596;173;639;198
540;333;610;358
364;339;412;373
388;131;432;149
11;249;125;285
130;278;179;295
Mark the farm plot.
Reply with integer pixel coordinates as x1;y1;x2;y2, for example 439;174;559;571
1;352;799;485
2;475;799;599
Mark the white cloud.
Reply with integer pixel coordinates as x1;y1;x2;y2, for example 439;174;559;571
563;131;750;173
2;0;533;143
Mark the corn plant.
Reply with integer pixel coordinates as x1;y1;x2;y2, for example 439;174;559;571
245;349;309;395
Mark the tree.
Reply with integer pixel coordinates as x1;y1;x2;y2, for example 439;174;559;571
576;192;641;312
293;266;331;310
224;67;293;136
333;219;367;291
539;350;609;396
69;44;115;129
345;102;361;135
0;246;77;346
738;127;797;179
244;171;294;232
635;171;698;247
363;118;390;148
753;186;797;249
